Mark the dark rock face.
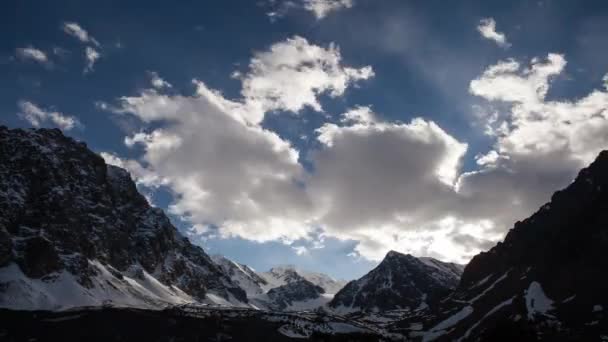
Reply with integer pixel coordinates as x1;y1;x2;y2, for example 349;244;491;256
329;251;462;313
267;279;325;311
0;127;246;307
396;151;608;341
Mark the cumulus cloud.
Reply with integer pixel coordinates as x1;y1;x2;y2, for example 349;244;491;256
84;46;101;73
100;36;373;246
62;22;100;46
101;30;608;264
265;0;353;21
458;53;608;234
240;36;373;118
15;46;50;65
17;100;81;130
477;18;511;48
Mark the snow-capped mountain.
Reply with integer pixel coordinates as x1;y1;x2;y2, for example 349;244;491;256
259;265;348;295
0;127;247;310
211;258;347;311
328;251;463;314
392;150;608;341
211;255;268;297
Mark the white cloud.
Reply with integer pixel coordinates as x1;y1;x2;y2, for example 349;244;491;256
101;36;373;246
62;22;100;46
265;0;354;21
100;152;168;188
17;100;80;130
100;30;608;265
84;47;101;73
240;36;373;119
148;71;172;89
458;53;608;236
15;47;49;65
292;245;309;255
477;18;511;48
303;0;354;19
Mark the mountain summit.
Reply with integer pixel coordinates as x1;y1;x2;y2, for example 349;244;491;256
328;250;463;313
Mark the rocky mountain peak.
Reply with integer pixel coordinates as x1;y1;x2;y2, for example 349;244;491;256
328;251;462;313
0;127;247;310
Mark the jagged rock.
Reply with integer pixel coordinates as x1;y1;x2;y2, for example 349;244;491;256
0;127;246;309
266;279;325;311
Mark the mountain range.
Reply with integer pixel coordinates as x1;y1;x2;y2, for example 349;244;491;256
1;126;607;341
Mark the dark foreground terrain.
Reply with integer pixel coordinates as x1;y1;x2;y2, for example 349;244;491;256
0;306;391;342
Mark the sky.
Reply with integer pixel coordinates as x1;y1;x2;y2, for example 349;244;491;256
2;0;608;280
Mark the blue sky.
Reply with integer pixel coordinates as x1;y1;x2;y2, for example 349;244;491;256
3;0;608;279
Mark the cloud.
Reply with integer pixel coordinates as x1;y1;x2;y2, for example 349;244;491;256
84;47;101;73
101;29;608;265
101;36;372;246
292;246;309;255
303;0;354;19
15;47;50;65
148;71;172;89
477;18;511;48
265;0;354;21
240;36;373;118
62;22;100;46
100;152;168;188
458;53;608;234
17;100;81;130
310;109;476;261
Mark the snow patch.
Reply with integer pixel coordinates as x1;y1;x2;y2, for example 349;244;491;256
525;281;554;320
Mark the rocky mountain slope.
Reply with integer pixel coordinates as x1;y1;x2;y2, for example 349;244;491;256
0;127;247;310
329;251;463;314
212;257;346;311
393;150;608;341
212;255;269;298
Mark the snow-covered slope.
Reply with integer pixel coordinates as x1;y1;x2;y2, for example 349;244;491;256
211;255;268;297
0;127;248;310
328;251;462;314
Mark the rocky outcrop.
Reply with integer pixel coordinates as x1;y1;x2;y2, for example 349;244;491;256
0;127;246;309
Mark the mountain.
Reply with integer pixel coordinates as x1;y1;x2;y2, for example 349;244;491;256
0;127;247;310
212;258;347;311
329;251;463;314
394;150;608;341
259;265;348;295
211;255;268;297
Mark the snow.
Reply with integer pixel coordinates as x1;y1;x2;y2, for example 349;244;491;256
422;306;474;342
258;265;346;294
0;261;196;311
459;297;514;341
562;295;576;303
525;281;554;320
469;270;510;303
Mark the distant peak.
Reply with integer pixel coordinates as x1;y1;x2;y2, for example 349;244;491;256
384;250;411;259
